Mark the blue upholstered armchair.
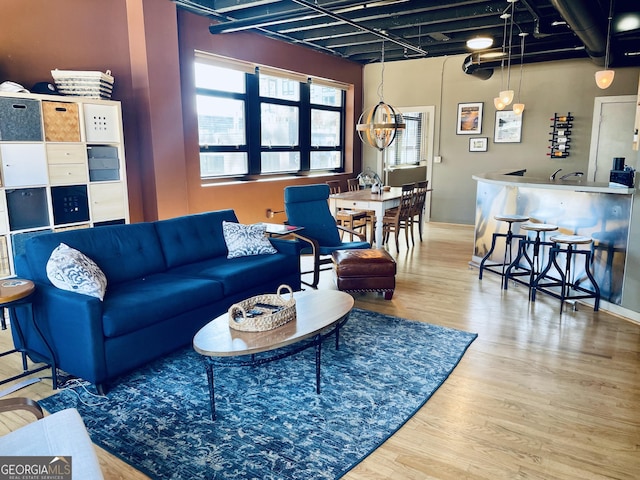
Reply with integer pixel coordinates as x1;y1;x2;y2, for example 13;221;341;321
284;184;370;289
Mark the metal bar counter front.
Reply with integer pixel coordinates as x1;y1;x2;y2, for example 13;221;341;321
472;171;635;309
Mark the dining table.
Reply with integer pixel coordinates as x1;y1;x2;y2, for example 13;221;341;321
328;187;403;248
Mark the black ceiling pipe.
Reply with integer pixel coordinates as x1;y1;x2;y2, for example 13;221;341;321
462;46;587;78
461;55;495;80
549;0;607;65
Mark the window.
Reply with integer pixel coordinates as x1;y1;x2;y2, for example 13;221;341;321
194;55;347;180
386;112;424;167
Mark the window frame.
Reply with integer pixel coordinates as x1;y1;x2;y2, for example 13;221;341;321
194;55;347;181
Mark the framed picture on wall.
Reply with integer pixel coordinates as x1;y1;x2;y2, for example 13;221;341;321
469;137;488;152
494;111;523;143
456;102;483;135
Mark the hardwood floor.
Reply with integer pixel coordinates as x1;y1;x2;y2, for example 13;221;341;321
1;222;638;479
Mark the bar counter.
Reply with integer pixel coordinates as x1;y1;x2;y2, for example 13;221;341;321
472;170;636;311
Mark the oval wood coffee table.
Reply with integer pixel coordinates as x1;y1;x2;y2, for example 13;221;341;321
193;290;354;420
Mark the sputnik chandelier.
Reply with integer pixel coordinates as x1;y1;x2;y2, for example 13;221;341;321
356;41;406;151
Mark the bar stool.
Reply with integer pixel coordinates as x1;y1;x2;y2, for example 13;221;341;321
531;234;601;312
478;214;529;288
504;222;558;299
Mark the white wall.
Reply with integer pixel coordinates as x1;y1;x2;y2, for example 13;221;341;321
362;55;640;224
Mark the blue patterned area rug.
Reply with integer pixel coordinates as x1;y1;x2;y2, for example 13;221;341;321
40;308;477;480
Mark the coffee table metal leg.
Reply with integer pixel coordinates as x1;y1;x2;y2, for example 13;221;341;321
315;333;321;394
204;360;216;421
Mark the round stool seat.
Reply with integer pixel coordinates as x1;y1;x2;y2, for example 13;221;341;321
494;214;529;223
549;234;592;245
521;223;558;232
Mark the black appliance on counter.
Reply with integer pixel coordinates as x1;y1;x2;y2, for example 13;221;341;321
609;157;635;187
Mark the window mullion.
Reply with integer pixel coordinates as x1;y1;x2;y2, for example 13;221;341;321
246;70;262;175
299;81;311;171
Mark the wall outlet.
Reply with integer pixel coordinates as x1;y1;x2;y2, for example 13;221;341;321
434;155;442;163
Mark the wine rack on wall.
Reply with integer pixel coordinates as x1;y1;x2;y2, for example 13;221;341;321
548;112;573;158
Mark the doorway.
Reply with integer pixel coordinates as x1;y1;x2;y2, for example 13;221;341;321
588;95;637;182
383;105;435;220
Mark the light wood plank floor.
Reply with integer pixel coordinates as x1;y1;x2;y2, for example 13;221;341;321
1;223;638;479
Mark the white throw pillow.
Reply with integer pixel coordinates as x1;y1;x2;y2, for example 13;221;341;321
222;222;277;259
46;243;107;300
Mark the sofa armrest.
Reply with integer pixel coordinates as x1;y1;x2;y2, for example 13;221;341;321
269;237;304;256
12;283;108;385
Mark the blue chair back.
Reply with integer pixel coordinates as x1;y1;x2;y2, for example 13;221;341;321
284;184;343;247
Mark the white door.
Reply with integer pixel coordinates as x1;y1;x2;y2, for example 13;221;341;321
588;96;638;182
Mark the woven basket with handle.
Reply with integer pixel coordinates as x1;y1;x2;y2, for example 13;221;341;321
228;284;296;332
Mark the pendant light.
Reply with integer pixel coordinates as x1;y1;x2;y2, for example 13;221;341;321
494;1;517;110
595;0;615;89
512;32;527;115
357;41;406;151
499;0;517;107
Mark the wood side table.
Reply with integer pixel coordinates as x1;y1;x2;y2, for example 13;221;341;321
0;279;58;391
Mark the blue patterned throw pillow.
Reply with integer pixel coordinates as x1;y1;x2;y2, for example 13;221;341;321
46;243;107;300
222;221;277;259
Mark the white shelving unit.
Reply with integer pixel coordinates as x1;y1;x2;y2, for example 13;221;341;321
0;91;130;277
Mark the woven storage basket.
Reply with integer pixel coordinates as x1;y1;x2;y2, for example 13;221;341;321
51;69;114;99
42;101;81;142
228;284;296;332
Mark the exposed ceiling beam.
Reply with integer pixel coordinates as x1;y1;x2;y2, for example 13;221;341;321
209;0;429;56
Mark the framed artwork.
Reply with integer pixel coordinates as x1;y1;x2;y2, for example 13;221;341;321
456;102;483;135
469;137;488;152
494;111;523;143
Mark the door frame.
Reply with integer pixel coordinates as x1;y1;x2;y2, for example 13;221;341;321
587;95;637;182
383;105;435;220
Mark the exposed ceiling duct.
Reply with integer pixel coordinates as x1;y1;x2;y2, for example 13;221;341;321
548;0;607;66
462;45;586;78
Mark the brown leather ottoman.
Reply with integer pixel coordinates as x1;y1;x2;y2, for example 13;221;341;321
331;249;396;300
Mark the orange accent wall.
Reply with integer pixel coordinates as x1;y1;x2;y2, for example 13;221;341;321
0;1;363;224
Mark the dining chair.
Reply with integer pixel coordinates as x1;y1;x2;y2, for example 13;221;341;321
382;183;415;252
347;178;376;243
409;180;429;243
284;184;370;289
326;181;368;241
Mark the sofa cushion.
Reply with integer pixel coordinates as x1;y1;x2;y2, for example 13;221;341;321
25;223;166;286
46;243;107;300
102;273;225;338
167;253;299;297
155;210;239;268
222;221;277;259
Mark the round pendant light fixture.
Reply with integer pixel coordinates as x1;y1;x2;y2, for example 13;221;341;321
466;37;493;50
356;41;405;151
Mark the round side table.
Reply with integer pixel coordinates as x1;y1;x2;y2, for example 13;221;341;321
0;279;58;391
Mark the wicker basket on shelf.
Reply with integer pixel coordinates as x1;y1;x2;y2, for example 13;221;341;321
51;69;114;99
228;284;296;332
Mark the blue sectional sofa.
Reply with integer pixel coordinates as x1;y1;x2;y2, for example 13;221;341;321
12;210;301;393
